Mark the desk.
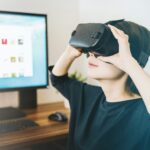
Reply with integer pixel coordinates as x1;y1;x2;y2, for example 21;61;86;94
0;102;70;150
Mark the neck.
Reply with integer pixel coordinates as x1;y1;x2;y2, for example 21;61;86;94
98;74;141;102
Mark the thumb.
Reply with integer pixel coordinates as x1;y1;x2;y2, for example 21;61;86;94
98;56;114;63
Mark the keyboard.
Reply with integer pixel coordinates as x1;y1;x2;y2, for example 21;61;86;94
0;107;26;121
0;119;39;134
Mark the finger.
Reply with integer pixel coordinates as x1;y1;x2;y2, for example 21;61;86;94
108;24;125;36
108;24;121;36
108;24;129;42
98;55;116;64
108;24;121;40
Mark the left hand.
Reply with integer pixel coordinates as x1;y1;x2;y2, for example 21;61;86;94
98;24;135;72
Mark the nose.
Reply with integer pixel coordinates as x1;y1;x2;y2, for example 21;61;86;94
89;52;95;57
87;52;95;58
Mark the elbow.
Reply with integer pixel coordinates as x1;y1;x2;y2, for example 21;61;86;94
147;108;150;114
145;103;150;114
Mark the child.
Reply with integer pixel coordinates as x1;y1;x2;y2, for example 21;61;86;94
49;23;150;150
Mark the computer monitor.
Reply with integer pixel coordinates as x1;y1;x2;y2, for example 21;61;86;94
0;11;49;108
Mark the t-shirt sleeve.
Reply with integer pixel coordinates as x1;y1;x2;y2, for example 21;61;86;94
49;65;104;110
49;66;85;108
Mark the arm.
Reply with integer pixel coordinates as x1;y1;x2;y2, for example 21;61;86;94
52;45;82;76
50;45;85;109
98;24;150;113
125;58;150;113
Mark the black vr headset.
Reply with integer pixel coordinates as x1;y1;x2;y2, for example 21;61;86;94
69;19;150;67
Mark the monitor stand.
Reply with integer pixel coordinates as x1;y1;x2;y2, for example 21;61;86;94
18;89;37;109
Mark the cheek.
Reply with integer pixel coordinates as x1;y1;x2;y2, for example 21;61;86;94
87;63;124;79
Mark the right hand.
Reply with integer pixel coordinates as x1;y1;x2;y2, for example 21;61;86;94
65;45;82;59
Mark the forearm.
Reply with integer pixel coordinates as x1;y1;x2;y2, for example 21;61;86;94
52;50;76;76
126;58;150;112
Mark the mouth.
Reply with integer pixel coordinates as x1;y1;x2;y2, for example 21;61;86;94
88;63;98;68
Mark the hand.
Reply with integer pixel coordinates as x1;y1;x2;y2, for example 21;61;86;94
65;45;82;59
98;24;135;72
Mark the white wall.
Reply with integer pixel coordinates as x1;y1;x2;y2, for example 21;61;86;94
79;0;150;25
0;0;82;107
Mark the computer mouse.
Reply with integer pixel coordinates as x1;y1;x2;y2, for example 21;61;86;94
48;112;68;122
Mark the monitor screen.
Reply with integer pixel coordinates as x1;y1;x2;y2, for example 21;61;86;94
0;11;48;90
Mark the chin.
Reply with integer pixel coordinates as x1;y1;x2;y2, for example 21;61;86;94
87;72;108;80
87;69;125;81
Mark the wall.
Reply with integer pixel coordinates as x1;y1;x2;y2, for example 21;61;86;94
79;0;150;25
0;0;81;107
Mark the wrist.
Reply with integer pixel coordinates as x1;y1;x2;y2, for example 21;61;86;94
52;51;75;76
64;49;77;60
124;57;139;74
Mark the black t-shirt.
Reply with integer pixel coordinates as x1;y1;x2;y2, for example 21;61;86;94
50;72;150;150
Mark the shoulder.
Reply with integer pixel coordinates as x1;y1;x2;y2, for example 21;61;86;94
83;83;104;100
134;98;150;119
84;82;103;92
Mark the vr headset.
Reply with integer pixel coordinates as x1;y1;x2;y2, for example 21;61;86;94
69;19;150;67
69;20;123;56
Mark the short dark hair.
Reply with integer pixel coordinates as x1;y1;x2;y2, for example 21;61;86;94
126;76;140;95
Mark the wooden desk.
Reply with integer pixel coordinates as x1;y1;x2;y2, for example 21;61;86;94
0;102;70;150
